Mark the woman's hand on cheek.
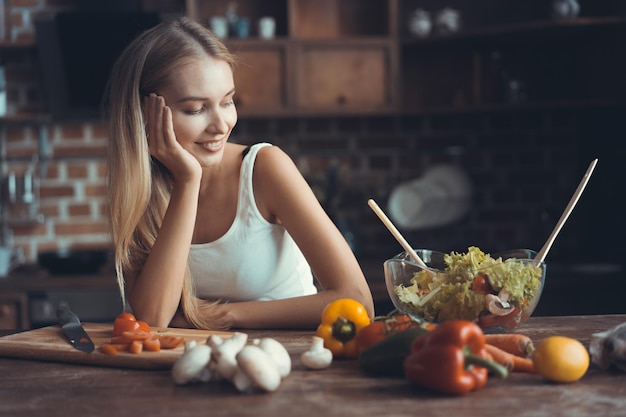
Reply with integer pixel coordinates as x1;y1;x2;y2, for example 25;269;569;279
144;94;202;183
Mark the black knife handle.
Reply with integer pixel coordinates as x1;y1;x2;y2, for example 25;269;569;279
56;303;81;326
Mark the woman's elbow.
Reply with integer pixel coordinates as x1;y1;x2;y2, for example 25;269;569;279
339;286;375;318
360;291;375;318
128;301;174;328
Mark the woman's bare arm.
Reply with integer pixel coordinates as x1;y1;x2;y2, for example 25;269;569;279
127;95;202;327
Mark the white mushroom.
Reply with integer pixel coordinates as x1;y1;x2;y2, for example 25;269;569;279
300;336;333;370
232;344;282;393
206;334;224;348
210;332;248;380
497;288;511;306
485;293;515;316
171;343;212;385
252;337;291;378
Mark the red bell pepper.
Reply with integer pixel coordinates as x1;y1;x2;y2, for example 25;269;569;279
403;319;509;395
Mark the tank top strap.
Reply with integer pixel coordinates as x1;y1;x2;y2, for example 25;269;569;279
237;142;273;220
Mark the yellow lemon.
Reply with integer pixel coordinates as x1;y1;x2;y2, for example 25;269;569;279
532;336;589;383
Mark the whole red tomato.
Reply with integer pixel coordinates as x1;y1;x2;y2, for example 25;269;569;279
355;314;425;355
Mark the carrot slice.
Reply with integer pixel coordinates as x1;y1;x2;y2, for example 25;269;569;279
155;335;184;349
128;340;144;354
105;324;184;355
100;343;119;356
122;331;153;340
108;343;131;352
143;337;161;352
109;335;134;345
110;331;153;345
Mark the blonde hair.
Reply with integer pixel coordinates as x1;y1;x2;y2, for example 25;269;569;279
105;17;236;329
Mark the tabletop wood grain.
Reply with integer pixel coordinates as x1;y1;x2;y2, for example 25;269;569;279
1;314;625;417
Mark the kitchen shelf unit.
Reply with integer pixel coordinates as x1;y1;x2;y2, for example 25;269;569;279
185;0;398;116
398;15;626;112
182;0;626;117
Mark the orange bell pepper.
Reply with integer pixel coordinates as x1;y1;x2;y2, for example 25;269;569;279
315;298;371;359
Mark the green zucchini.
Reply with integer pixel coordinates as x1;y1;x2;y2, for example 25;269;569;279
358;326;430;377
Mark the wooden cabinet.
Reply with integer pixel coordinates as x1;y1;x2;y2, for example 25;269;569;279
183;0;626;117
288;0;390;38
230;42;288;113
185;0;397;116
294;41;393;112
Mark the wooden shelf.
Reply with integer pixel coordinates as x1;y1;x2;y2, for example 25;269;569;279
400;16;626;45
399;98;626;116
182;0;626;117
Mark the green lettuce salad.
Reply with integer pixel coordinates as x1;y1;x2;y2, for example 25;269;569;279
394;246;543;324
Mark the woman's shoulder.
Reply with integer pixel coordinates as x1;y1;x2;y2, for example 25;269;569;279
253;144;296;173
250;144;306;219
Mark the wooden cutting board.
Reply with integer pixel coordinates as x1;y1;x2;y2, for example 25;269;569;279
0;323;233;370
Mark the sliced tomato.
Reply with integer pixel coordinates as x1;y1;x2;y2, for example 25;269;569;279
116;312;136;321
136;320;151;333
155;335;184;349
113;312;139;337
471;273;493;295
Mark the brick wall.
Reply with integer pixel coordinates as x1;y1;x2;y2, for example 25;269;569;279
2;0;621;268
4;120;110;259
233;111;590;266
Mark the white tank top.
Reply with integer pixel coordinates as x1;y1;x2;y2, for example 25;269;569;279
188;143;317;302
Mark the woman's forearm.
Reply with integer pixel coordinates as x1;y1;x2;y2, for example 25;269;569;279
128;179;200;327
221;288;374;330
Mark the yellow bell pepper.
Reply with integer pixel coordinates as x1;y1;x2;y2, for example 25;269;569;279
315;298;371;359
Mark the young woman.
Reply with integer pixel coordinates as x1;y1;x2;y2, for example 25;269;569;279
105;17;374;330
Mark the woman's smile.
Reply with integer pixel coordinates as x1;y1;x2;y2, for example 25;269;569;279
195;139;225;152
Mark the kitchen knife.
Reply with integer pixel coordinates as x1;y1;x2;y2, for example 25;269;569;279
56;304;95;353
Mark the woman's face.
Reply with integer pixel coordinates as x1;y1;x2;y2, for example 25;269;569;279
157;55;237;167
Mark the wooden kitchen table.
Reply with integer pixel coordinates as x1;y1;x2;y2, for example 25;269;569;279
1;314;625;417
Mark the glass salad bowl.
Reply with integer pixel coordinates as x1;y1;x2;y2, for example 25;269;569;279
384;247;546;333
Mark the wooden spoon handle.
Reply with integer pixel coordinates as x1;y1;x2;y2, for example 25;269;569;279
368;199;428;268
534;158;598;266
